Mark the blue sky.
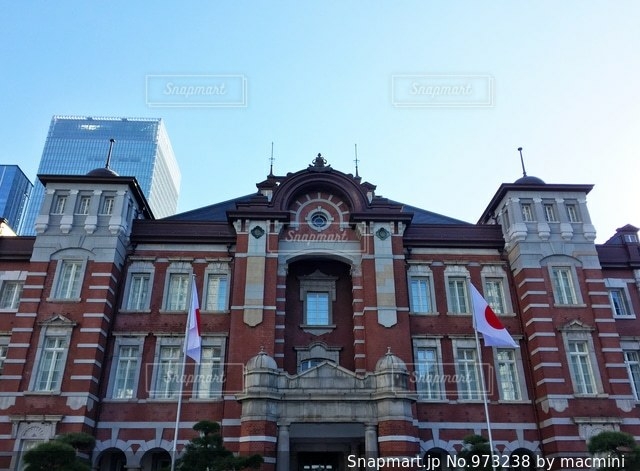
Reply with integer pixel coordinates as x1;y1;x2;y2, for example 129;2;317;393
1;1;638;242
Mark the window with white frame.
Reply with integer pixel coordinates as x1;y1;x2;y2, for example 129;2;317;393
165;273;190;311
496;349;522;401
410;277;433;314
52;194;67;215
567;340;596;395
101;195;115;215
483;278;507;314
520;203;535;222
299;271;337;328
306;292;330;325
0;280;23;310
543;203;557;222
566;203;580;222
195;343;224;399
53;260;84;300
0;337;8;375
455;346;481;400
609;288;632;317
126;273;151;311
112;344;140;399
204;274;228;312
415;346;442;399
551;267;578;305
447;277;469;314
153;344;182;399
624;350;640;400
76;195;91;215
34;335;69;391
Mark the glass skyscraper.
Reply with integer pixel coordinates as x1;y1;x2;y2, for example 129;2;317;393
21;116;180;235
0;165;33;233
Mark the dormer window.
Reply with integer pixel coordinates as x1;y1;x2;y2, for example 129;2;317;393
76;196;91;215
52;195;67;215
543;204;557;222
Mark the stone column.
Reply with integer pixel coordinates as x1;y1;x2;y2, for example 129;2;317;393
277;424;290;471
365;424;378;460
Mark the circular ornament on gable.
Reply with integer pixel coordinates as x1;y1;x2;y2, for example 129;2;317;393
306;208;333;232
251;226;265;239
376;227;391;240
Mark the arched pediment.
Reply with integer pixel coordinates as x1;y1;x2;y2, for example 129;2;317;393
270;167;372;214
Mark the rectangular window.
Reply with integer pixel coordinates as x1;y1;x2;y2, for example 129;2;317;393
34;336;68;391
568;340;596;395
166;273;189;311
205;275;228;311
76;196;91;215
484;278;506;314
154;346;182;399
0;342;8;375
0;281;23;310
566;204;580;222
126;273;150;311
113;345;139;399
410;277;432;313
54;261;83;299
52;195;67;214
101;196;115;215
624;351;640;400
306;292;330;325
521;203;534;222
447;278;469;314
609;288;631;317
416;347;441;399
551;267;577;305
544;204;556;222
456;348;480;400
624;234;639;243
496;349;521;400
196;346;223;399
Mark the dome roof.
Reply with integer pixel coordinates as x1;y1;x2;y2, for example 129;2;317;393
246;350;277;371
87;167;119;177
514;175;545;185
375;348;407;372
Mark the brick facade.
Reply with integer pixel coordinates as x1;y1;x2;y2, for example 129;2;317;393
0;160;639;471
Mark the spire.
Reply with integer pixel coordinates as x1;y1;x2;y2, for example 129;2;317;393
106;138;116;170
518;146;527;177
354;144;360;177
269;142;275;176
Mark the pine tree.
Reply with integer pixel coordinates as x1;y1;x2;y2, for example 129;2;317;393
176;420;263;471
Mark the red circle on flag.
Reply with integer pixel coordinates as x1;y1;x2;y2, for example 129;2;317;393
484;306;504;329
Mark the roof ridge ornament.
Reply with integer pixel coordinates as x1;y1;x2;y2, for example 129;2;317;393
308;153;331;172
312;153;327;167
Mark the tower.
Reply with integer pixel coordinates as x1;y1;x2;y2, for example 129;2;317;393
21;116;180;235
479;173;640;459
3;165;151;469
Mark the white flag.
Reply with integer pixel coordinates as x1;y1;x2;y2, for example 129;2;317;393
184;277;201;363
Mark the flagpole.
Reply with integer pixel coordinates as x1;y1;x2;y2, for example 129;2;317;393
171;275;195;471
469;281;497;471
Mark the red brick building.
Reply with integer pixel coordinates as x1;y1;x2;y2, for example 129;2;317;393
0;155;639;470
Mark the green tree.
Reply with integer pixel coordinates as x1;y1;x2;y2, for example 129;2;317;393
457;434;493;471
588;430;640;471
23;432;95;471
23;441;90;471
176;420;263;471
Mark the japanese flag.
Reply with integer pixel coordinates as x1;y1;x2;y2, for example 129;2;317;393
470;283;518;348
